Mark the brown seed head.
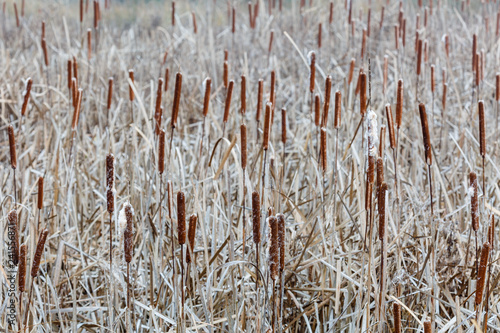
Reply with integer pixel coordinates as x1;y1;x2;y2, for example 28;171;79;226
18;244;27;292
496;73;500;101
470;172;479;231
378;182;387;241
128;69;135;101
320;127;327;171
256;79;263;122
417;39;423;76
164;68;169;92
106;153;114;189
8;125;16;169
376;157;384;187
171;73;182;129
223;61;229;89
423;321;432;333
277;213;285;271
124;203;134;263
430;65;435;93
334;91;342;129
107;188;114;213
31;229;48;278
241;124;247;169
177;191;186;245
159;129;165;174
479;100;485;157
472;34;477;72
269;216;279;280
8;210;19;265
348;58;355;85
393;303;401;333
418;103;432;165
241;75;246;114
475;242;491;305
314;94;321;126
323;76;332;126
192;11;197;33
385;104;396;149
281;108;287;144
396;80;403;128
223;80;234;123
309;52;316;93
186;214;198;264
442;83;447;110
38;177;44;210
171;1;175;26
489;215;495;249
21;78;33;116
67;60;72;89
203;78;211;117
263;102;272;150
379;125;386;157
360;72;367;116
87;29;92;59
252;191;261;244
41;38;48;66
107;77;113;110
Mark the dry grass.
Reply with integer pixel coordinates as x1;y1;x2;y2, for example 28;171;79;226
1;0;500;332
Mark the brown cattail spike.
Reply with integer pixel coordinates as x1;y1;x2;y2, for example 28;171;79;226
223;61;229;89
38;177;44;210
478;100;485;157
281;108;287;144
418;103;432;165
393;303;401;333
8;210;19;265
320;127;327;171
128;70;135;101
177;192;186;245
334;91;341;129
107;188;114;213
203;78;211;117
269;216;279;280
263;103;272;150
396;80;403;129
171;73;182;129
323;76;332;126
21;78;33;117
423;321;432;333
223;80;234;124
309;52;316;93
348;58;355;85
186;214;197;264
241;124;247;169
496;73;500;101
8;125;16;169
252;191;261;244
18;244;27;292
314;94;321;127
378;183;387;241
470;172;479;231
124;204;134;263
475;242;491;305
385;104;396;149
256;79;263;122
67;60;72;89
107;77;113;110
360;72;367;116
241;75;246;115
277;214;285;271
31;229;48;278
106;153;114;189
159;129;166;174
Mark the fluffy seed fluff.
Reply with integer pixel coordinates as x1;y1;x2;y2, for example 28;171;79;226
366;110;378;157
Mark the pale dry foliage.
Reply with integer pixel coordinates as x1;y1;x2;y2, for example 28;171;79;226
1;0;500;332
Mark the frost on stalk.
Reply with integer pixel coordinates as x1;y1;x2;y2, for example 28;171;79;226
118;202;134;236
307;51;315;62
468;186;476;198
366;110;378;157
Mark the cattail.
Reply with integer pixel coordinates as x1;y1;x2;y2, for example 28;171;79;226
314;94;321;127
479;100;485;157
444;35;449;58
268;30;274;54
379;125;386;158
360;72;367;116
252;191;261;244
475;242;491;305
365;182;373;211
107;188;114;213
223;61;229;89
177;192;186;245
248;2;253;28
31;229;48;278
232;7;235;34
396;80;403;129
67;60;72;90
361;29;367;59
323;76;332;126
442;83;447;110
489;215;495;248
37;177;44;210
14;3;19;27
419;103;432;165
191;11;197;33
171;1;175;26
106;153;114;189
270;70;276;112
241;75;246;114
8;210;19;265
241;124;247;169
128;69;135;101
394;25;399;49
41;38;48;66
223;80;234;124
224;50;228;61
106;77;113;110
472;34;477;72
367;110;378;184
73;57;78;82
385;104;396;149
415;30;419;53
318;23;322;48
124;203;134;263
164;68;169;92
417;39;423;76
277;213;285;271
21;78;32;116
72;78;77;108
159;129;165;174
430;65;435;93
320;127;327;171
186;214;197;264
71;89;83;130
18;244;27;292
202;78;211;117
496;73;500;101
475;52;480;86
93;0;98;29
329;2;334;25
171;73;182;129
402;19;406;47
423;321;432;333
263;103;272;150
393;303;401;333
87;29;92;59
309;52;316;93
80;0;83;22
377;157;384;187
269;216;279;280
256;79;263;122
380;6;384;29
470;172;479;231
378;183;387;240
8;125;16;169
155;78;164;126
281;108;286;144
334;91;341;129
348;58;355;85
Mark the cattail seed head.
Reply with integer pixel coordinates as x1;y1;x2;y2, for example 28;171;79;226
8;125;16;169
18;244;27;292
73;57;78;81
320;127;327;171
159;129;165;174
177;192;186;245
21;78;33;117
171;72;182;129
365;182;373;211
496;73;500;101
256;79;263;122
489;215;495;248
385;104;396;149
418;103;432;165
128;69;135;101
478;100;485;157
423;321;432;333
241;75;246;114
281;108;286;144
269;216;279;280
417;39;423;76
360;72;367;116
192;11;197;33
202;78;211;117
470;172;479;231
155;78;164;131
8;210;19;265
107;77;113;110
107;188;114;213
376;157;384;187
393;303;401;333
314;94;321;126
334;91;341;129
223;61;229;89
223;80;234;124
87;29;92;59
442;83;447;110
396;80;403;129
430;64;435;93
38;177;44;210
472;34;477;72
379;125;386;157
475;242;491;305
67;60;72;89
252;191;261;244
309;52;316;93
106;153;114;189
323;76;332;126
277;213;285;271
124;203;134;263
186;214;197;264
71;89;83;131
164;68;169;92
31;229;48;278
263;102;272;150
348;58;355;85
378;183;387;241
367;110;378;184
241;124;247;169
41;38;49;66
